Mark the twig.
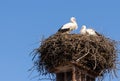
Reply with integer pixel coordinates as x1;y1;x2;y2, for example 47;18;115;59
76;49;90;62
93;50;97;70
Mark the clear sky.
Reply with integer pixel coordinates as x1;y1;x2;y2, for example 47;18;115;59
0;0;120;81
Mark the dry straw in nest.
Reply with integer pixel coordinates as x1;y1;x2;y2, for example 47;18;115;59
33;33;118;78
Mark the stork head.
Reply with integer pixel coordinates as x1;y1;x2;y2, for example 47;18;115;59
81;25;86;30
80;25;87;34
70;17;76;22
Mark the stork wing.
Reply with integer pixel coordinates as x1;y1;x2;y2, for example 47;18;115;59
61;23;74;29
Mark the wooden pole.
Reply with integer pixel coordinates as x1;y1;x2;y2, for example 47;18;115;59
72;66;76;81
55;62;96;81
56;70;95;81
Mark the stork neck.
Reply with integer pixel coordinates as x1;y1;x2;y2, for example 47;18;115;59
71;20;76;23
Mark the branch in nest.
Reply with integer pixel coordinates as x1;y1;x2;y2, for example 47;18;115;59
76;49;90;62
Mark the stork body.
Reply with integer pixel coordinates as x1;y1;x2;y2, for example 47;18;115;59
58;17;78;33
86;28;97;36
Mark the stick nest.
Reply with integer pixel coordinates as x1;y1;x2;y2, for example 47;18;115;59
33;33;118;77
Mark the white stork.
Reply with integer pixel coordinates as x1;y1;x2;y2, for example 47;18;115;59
80;25;100;36
58;17;78;33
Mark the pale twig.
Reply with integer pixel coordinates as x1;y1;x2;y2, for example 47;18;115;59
76;49;90;62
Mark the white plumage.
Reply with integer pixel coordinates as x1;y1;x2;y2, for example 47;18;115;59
80;25;87;35
58;17;78;33
86;28;97;36
80;25;99;36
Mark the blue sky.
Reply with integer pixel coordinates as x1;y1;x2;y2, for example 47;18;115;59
0;0;120;81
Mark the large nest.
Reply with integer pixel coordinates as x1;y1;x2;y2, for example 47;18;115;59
33;33;118;78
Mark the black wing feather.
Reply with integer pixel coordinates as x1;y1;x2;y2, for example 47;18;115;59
58;28;70;33
95;31;101;36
